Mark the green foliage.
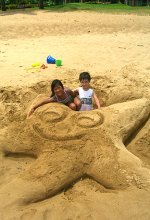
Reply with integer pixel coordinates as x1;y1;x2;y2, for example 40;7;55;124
24;3;34;7
44;3;150;14
44;0;54;6
46;2;150;13
7;3;18;8
1;2;150;14
0;0;38;9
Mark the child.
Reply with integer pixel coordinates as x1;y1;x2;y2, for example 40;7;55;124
74;72;101;111
27;79;81;117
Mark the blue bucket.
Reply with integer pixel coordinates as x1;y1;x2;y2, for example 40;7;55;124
47;56;56;64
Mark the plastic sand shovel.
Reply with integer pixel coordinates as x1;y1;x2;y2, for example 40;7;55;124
32;62;40;67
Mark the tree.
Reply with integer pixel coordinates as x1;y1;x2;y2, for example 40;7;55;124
39;0;44;9
1;0;6;11
54;0;64;4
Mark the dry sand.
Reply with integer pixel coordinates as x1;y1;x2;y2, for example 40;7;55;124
0;10;150;220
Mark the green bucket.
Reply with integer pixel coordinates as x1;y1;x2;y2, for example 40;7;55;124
56;59;62;67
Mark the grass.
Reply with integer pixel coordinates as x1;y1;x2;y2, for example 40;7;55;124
1;3;150;15
44;3;150;15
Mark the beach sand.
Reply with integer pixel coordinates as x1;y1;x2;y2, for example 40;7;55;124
0;10;150;220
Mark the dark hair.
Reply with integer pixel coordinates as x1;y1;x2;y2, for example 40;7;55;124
79;72;91;82
51;79;64;97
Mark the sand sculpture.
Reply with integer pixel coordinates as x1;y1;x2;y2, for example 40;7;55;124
0;98;150;214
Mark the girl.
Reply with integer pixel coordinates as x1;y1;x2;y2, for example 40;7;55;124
27;79;81;117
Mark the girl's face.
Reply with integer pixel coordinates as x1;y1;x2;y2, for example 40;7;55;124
54;85;64;96
80;79;90;90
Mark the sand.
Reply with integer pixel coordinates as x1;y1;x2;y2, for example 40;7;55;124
0;10;150;220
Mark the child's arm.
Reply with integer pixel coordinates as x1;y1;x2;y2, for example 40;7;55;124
66;88;79;98
93;92;101;109
27;97;53;118
73;89;79;97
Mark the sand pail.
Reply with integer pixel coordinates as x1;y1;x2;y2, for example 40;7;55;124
47;56;56;64
56;60;62;66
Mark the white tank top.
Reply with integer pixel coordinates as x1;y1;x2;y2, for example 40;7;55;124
78;87;93;111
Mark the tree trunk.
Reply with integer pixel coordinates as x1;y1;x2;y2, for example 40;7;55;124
39;0;44;9
1;0;6;11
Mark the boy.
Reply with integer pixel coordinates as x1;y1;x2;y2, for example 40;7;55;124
74;72;101;111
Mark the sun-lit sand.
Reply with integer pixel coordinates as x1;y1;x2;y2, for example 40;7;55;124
0;10;150;220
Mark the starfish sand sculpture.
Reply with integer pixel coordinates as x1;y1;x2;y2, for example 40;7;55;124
0;98;150;209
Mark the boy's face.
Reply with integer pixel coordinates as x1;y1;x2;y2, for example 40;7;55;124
80;79;90;90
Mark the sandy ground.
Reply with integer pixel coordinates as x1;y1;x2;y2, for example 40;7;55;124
0;11;150;87
0;10;150;220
